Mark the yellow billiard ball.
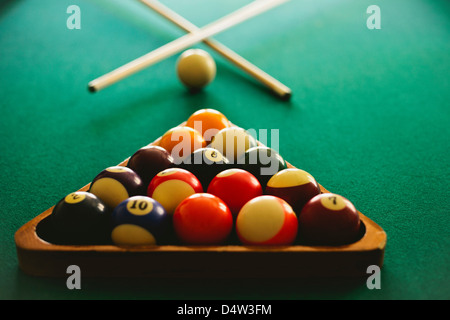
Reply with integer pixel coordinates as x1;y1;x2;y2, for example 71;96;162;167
176;49;216;90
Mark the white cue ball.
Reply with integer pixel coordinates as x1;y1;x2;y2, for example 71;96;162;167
176;49;216;90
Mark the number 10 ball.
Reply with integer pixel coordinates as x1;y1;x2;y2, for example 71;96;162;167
111;196;170;245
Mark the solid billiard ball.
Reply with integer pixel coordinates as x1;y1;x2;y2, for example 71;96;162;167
185;108;231;143
236;195;298;245
208;127;257;163
111;196;170;245
265;168;321;214
173;193;233;245
298;193;361;245
147;168;203;215
49;191;111;245
239;146;287;189
207;168;262;217
158;126;206;164
127;146;174;189
89;166;145;209
176;49;216;91
178;147;230;190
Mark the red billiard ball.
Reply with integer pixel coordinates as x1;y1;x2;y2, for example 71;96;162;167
299;193;361;245
127;145;174;188
236;195;298;245
265;168;321;214
173;193;233;245
147;168;203;215
89;166;145;209
207;168;262;217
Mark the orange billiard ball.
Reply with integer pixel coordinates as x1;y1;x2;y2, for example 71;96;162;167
185;108;231;143
158;126;206;163
299;193;361;245
173;193;233;245
236;195;298;245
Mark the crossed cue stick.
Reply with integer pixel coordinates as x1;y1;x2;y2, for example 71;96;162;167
88;0;292;100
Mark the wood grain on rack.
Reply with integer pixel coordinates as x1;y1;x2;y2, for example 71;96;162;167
15;124;387;278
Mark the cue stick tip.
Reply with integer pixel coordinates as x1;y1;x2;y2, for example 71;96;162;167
87;83;97;93
281;91;292;101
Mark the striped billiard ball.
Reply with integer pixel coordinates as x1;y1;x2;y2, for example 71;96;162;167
236;195;298;245
208;127;257;163
111;196;169;245
147;168;203;215
265;168;321;214
89;166;145;209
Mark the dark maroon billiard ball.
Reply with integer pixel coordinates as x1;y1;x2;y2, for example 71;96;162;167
127;145;174;188
299;193;361;245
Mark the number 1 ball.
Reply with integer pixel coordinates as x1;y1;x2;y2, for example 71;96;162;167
236;195;298;245
299;193;361;245
173;193;233;245
111;196;169;245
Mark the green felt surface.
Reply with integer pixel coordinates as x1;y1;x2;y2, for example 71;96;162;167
0;0;449;300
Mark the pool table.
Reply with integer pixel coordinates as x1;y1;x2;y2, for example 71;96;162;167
1;0;449;300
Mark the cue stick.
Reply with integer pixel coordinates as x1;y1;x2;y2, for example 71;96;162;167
88;0;290;93
139;0;292;100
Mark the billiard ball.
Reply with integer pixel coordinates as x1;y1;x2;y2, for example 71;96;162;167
158;126;206;163
111;196;170;245
173;193;233;245
185;108;230;143
176;49;216;91
127;146;174;188
239;146;287;189
299;193;361;245
49;191;111;245
236;195;298;245
208;127;257;163
265;168;321;214
147;168;203;215
89;166;145;209
207;168;262;217
178;147;230;190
